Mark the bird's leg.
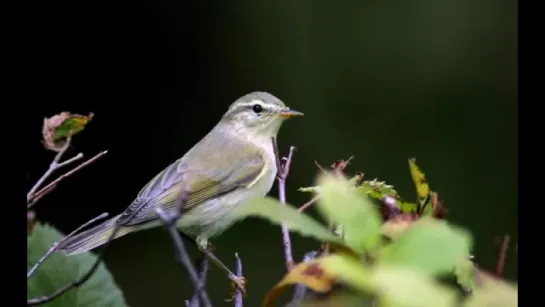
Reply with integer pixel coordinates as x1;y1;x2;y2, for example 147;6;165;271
196;236;247;297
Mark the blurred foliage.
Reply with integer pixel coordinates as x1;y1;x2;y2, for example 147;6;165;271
257;160;516;307
27;223;127;307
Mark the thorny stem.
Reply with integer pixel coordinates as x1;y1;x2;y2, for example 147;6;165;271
27;213;109;280
272;137;296;271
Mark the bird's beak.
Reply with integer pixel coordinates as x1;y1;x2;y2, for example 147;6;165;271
277;108;304;118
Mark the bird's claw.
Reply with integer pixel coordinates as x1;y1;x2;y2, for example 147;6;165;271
225;275;247;301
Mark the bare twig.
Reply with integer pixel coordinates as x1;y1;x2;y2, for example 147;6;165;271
290;251;318;303
298;195;319;212
28;150;109;209
234;253;243;307
188;256;210;307
27;213;109;280
495;235;510;277
27;138;83;203
156;181;212;307
27;221;121;306
272;137;295;271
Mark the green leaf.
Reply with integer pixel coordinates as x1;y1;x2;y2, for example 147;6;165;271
371;265;457;307
263;253;373;307
234;196;351;252
455;258;478;292
52;112;94;141
379;217;472;276
27;222;127;307
462;276;517;307
316;174;383;254
299;186;320;193
355;179;419;213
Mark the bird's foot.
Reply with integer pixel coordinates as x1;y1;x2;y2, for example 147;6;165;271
225;275;247;301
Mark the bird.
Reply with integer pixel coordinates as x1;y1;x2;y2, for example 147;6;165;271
57;91;303;293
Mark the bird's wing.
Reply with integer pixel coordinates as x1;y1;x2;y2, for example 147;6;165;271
116;134;269;226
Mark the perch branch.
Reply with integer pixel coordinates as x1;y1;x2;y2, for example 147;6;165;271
156;180;212;307
188;256;210;307
290;251;319;303
272;137;295;271
27;212;109;280
233;253;244;307
27;138;83;204
495;235;510;277
28;150;108;209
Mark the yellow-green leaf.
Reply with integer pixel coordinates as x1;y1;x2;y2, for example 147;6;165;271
462;276;517;307
379;217;472;276
316;174;383;254
233;196;353;253
371;265;457;307
42;112;94;152
263;253;372;307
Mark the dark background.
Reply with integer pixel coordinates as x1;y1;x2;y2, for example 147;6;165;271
25;0;517;306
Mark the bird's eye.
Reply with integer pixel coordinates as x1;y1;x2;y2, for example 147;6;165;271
252;104;263;114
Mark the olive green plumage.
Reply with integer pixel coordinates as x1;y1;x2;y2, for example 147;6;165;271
58;91;303;255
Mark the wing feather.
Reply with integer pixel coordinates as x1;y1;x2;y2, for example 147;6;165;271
116;131;267;226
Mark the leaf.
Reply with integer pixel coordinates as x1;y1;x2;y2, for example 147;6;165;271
454;258;478;292
371;265;457;307
356;179;419;214
285;286;375;307
263;253;372;307
316;173;383;253
42;112;94;152
27;222;127;307
298;186;320;193
233;197;352;252
266;255;457;307
462;276;518;307
408;158;433;214
380;214;418;240
379;217;472;276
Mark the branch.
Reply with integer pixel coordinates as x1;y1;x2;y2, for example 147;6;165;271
187;256;210;307
156;180;212;307
272;137;295;271
233;253;244;307
495;235;510;277
27;212;109;280
28;150;109;209
27;220;122;306
290;251;319;304
27;138;83;204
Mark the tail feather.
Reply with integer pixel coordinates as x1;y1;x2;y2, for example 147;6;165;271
58;215;131;256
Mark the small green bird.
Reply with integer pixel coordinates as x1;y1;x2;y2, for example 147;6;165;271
58;91;303;292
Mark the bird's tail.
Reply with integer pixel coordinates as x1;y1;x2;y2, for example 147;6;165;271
58;214;132;256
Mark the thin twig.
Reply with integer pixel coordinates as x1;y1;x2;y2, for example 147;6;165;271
290;251;318;303
156;181;212;307
298;195;319;212
27;213;109;280
27;138;83;203
27;222;121;306
272;137;295;271
495;235;510;277
28;150;108;209
234;253;243;307
189;256;210;307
